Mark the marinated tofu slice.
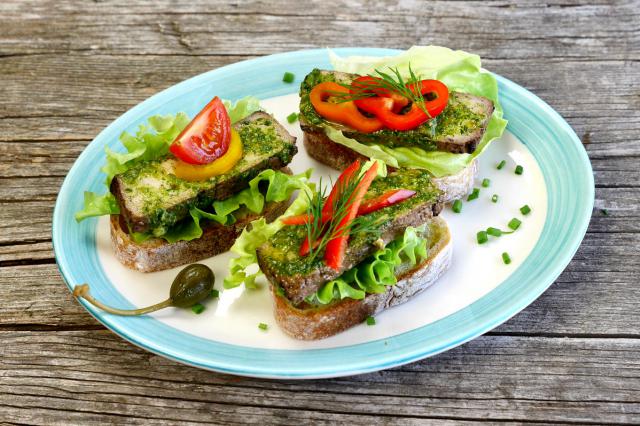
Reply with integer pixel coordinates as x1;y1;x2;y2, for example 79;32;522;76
299;69;494;154
111;112;297;234
256;169;443;305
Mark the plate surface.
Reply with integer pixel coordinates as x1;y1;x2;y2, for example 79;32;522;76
53;48;593;378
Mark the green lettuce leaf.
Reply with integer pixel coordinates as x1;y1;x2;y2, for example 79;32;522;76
305;225;429;305
223;177;316;289
326;46;508;177
75;96;262;223
74;192;120;222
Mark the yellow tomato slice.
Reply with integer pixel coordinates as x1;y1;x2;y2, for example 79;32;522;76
173;129;242;181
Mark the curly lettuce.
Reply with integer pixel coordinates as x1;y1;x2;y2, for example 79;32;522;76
305;225;429;305
326;46;508;177
74;96;262;222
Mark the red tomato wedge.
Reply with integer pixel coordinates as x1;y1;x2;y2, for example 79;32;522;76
324;162;379;271
169;96;231;165
281;189;416;226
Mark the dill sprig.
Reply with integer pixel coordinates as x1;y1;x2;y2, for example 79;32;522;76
303;166;382;264
328;63;430;117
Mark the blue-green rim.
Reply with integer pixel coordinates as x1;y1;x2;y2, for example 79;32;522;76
52;48;594;379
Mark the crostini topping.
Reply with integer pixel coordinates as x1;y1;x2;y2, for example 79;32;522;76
172;128;243;181
170;96;232;165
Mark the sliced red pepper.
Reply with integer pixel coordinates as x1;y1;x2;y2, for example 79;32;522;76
324;162;379;271
170;96;231;165
355;79;449;131
309;82;384;133
322;159;361;218
282;189;416;226
351;76;409;113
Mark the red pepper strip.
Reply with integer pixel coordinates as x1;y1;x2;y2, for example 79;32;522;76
282;189;416;226
351;76;409;113
355;79;449;131
309;82;384;133
357;189;417;216
324;162;379;271
322;160;361;218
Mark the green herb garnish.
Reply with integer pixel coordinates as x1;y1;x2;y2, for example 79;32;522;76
283;72;295;83
467;188;480;201
515;165;524;175
502;252;512;264
482;178;491;188
258;323;268;331
508;218;522;230
601;208;609;216
286;112;298;123
191;303;205;314
366;316;376;326
477;231;488;244
211;289;219;298
520;205;531;215
497;160;506;170
452;199;463;213
491;194;498;203
487;227;503;237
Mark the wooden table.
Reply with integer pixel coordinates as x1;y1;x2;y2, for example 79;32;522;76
1;0;639;423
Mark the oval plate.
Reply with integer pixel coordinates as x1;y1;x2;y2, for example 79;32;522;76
53;48;593;378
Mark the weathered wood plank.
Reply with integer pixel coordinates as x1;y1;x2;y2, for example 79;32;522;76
0;0;638;60
0;331;637;424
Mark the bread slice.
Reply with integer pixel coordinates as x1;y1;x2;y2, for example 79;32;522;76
111;111;298;234
303;131;477;204
299;69;494;154
110;197;290;273
271;216;452;340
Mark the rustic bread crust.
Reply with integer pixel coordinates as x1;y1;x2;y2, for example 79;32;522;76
303;131;477;203
272;217;452;340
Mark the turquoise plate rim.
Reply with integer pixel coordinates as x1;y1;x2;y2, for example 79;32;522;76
52;48;594;379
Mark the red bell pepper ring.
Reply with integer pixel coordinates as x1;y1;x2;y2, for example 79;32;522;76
282;189;416;226
324;162;379;271
170;96;231;165
351;76;410;112
355;79;449;131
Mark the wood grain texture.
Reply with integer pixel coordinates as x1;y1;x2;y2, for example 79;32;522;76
1;0;639;423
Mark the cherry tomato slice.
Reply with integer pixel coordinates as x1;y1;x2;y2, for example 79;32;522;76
170;96;231;165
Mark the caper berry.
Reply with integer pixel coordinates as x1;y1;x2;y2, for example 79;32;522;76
73;263;216;316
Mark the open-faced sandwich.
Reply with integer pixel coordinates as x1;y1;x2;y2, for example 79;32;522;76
75;96;309;272
298;46;507;202
225;160;452;340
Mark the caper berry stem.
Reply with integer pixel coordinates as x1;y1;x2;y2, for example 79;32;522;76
73;284;173;316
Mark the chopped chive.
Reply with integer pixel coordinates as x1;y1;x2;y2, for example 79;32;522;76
282;72;295;83
515;165;524;175
497;160;506;170
452;199;463;213
601;208;609;216
366;316;376;326
502;252;512;264
487;227;502;237
258;323;268;331
508;218;522;230
520;205;531;215
211;289;219;298
286;112;298;123
491;194;499;203
191;303;205;314
477;230;488;244
467;188;480;201
482;178;491;188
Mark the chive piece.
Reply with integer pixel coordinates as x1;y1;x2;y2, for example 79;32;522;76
482;178;491;188
487;227;502;237
282;72;295;83
497;160;506;170
601;208;609;216
502;252;512;264
366;316;376;326
286;112;298;123
520;205;531;215
191;303;205;314
508;218;522;230
452;199;463;213
467;188;480;201
211;289;219;298
491;194;499;203
477;231;488;244
258;323;268;331
515;165;524;175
